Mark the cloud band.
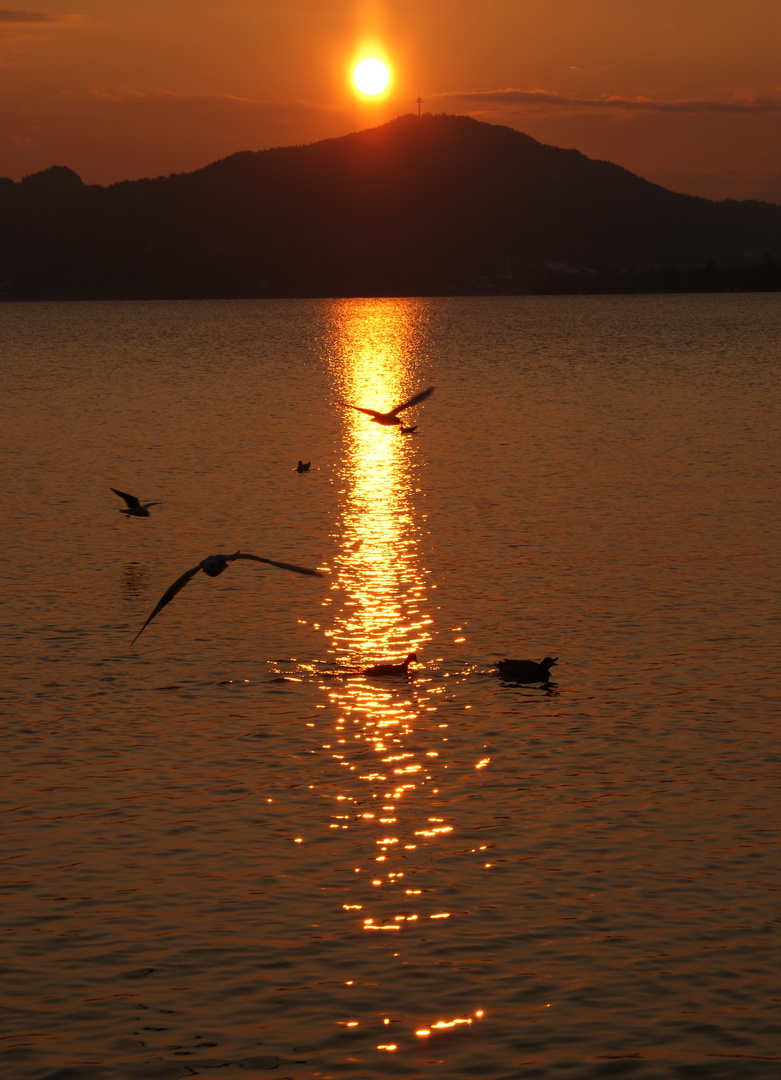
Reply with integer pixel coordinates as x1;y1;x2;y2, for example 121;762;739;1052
433;88;781;115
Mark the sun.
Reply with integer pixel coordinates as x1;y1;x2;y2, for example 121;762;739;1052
353;58;390;96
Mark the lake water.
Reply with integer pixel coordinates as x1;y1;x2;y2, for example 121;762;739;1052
1;295;779;1080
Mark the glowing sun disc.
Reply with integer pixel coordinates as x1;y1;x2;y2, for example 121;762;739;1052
353;59;390;95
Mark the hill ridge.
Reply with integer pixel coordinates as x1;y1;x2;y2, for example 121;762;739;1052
2;113;780;299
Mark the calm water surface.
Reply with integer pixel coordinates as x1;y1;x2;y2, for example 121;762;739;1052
1;296;779;1079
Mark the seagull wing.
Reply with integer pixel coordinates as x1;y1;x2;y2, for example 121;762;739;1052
230;553;323;577
132;563;203;644
112;488;142;510
339;402;385;420
391;385;435;416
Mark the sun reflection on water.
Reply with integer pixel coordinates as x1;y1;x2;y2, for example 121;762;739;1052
324;299;434;666
310;300;486;1053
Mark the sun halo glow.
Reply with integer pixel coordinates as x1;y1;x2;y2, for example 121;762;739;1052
353;58;390;96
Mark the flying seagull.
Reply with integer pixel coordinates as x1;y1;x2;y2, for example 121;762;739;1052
132;551;323;644
340;386;435;427
496;657;558;683
112;488;160;517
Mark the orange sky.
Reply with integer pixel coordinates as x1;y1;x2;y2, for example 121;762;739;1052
2;1;781;201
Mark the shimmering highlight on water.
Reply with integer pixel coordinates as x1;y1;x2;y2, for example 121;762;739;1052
1;296;779;1079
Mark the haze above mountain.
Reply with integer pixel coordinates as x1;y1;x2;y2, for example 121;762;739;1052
2;113;781;299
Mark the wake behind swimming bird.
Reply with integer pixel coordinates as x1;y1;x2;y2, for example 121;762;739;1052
340;386;435;427
132;551;323;644
112;488;160;517
364;652;418;676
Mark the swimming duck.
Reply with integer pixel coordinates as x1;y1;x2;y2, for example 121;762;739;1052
400;424;417;434
296;460;311;472
112;488;160;518
364;652;417;676
132;550;322;644
340;386;435;427
497;657;558;683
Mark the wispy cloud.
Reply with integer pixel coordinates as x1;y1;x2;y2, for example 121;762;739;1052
433;87;781;115
0;9;62;21
71;86;345;117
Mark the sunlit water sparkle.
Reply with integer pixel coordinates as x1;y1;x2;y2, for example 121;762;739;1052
1;296;779;1079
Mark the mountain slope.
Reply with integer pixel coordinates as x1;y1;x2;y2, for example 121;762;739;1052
2;113;781;299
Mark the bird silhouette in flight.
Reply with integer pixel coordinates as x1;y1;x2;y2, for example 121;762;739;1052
340;386;435;427
132;551;322;644
112;488;160;517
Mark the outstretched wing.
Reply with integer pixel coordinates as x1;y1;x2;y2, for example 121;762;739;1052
232;553;323;577
132;563;202;644
339;402;384;420
391;385;435;416
112;488;141;510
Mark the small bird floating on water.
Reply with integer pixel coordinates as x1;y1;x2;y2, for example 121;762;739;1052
296;460;311;472
112;488;160;518
400;425;417;434
132;550;322;644
364;652;418;677
497;657;558;683
340;386;435;427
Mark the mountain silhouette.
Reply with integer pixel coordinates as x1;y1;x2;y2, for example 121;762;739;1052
2;113;780;299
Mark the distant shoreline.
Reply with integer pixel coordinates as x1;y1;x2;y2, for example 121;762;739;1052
3;260;780;303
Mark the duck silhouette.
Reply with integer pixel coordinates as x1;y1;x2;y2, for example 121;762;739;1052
497;656;558;683
132;550;322;644
340;386;435;427
364;652;417;677
112;488;160;518
296;460;311;473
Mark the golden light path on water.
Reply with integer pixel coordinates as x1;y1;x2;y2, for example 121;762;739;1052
309;300;486;1053
325;298;433;663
